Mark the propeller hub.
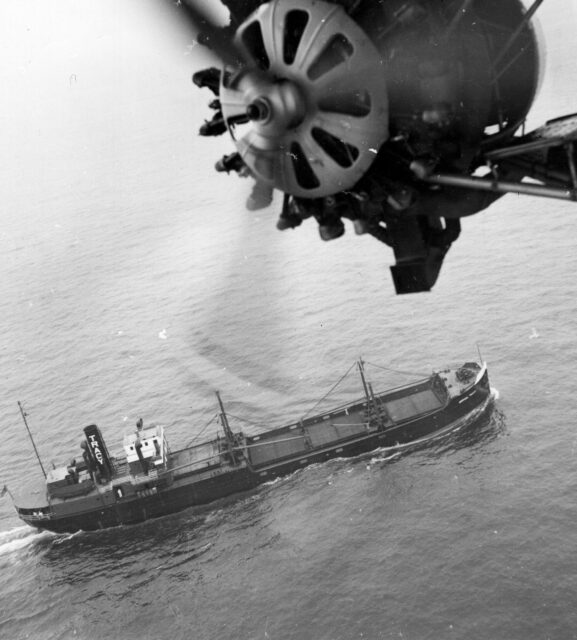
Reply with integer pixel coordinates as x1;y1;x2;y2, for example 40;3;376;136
246;80;307;130
247;99;270;122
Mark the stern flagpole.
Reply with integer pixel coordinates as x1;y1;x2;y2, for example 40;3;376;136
18;401;47;479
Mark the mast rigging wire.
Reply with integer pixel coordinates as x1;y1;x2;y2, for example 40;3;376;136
184;413;219;447
364;361;429;378
300;361;357;420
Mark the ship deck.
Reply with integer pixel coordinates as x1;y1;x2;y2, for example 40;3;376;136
244;375;447;469
437;363;486;399
171;440;221;473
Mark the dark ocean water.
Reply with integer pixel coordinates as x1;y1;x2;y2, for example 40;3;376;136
1;1;577;639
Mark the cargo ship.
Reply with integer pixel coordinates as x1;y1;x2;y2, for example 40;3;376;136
13;359;493;533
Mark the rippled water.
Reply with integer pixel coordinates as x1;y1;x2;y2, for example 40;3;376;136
1;2;577;639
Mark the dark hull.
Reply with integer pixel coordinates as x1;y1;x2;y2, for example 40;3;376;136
18;368;493;534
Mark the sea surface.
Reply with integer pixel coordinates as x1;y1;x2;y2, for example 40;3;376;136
1;1;577;639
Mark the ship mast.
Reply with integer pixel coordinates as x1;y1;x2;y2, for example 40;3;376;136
357;360;390;429
215;391;237;463
17;401;47;479
357;359;372;408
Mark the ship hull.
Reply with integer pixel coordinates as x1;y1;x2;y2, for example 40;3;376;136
16;366;494;533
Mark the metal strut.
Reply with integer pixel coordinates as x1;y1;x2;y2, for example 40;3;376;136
493;0;545;73
424;173;577;201
442;0;475;43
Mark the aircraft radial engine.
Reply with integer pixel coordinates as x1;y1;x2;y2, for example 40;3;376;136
191;0;575;293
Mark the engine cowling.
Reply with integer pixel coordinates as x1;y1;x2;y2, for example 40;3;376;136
352;0;544;172
218;0;544;195
219;0;390;198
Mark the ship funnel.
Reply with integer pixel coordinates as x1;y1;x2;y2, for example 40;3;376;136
83;424;114;482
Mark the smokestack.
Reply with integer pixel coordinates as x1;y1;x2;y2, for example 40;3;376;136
83;424;114;482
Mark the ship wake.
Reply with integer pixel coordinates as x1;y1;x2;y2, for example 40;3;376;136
0;526;54;558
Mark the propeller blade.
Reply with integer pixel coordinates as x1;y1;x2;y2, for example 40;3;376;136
174;0;247;68
194;202;302;417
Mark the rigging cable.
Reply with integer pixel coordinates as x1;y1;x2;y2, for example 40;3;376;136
184;413;219;447
364;361;429;378
225;412;270;432
300;361;357;420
